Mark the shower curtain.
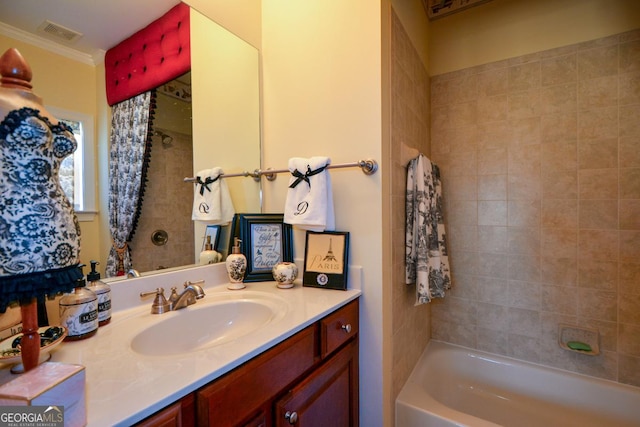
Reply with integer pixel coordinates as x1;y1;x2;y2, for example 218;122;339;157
106;91;154;276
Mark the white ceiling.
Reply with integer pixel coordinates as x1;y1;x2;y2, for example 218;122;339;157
0;0;181;61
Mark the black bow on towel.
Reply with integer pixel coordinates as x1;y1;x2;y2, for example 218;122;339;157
197;175;220;195
289;165;327;188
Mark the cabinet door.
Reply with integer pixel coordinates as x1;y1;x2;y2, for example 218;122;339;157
197;325;318;426
275;339;358;427
135;394;195;427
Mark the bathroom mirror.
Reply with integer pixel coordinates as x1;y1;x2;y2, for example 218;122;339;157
0;3;261;275
127;9;261;273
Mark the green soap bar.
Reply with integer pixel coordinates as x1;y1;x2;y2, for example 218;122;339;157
567;341;592;352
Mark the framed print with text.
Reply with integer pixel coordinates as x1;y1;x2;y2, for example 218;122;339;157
236;213;293;282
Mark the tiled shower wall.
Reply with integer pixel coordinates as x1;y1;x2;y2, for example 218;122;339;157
390;9;431;406
129;130;194;272
430;30;640;386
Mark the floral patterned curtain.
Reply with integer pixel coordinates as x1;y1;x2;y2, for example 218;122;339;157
106;92;153;276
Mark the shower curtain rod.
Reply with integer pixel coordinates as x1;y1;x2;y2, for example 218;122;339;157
184;158;378;183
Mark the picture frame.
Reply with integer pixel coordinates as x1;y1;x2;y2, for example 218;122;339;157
202;224;221;252
303;231;349;290
233;213;293;282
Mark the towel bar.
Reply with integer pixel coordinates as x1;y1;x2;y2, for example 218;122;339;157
184;158;378;183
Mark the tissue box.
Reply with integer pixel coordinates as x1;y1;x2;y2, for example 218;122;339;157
0;362;86;427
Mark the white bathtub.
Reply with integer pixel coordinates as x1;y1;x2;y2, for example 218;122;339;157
396;340;640;427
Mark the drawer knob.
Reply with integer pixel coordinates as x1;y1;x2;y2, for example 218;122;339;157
285;411;298;424
341;323;352;333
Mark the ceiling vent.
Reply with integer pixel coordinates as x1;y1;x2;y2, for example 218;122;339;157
37;20;83;43
424;0;494;20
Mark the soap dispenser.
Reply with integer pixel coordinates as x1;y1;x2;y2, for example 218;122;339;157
59;264;98;341
87;260;111;326
199;235;222;265
226;237;246;290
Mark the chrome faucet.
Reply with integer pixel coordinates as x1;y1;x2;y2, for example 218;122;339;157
127;269;141;278
170;280;206;310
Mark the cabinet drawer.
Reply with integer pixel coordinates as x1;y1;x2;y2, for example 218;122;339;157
321;299;358;358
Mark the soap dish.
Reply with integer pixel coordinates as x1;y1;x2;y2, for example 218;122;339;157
558;323;600;356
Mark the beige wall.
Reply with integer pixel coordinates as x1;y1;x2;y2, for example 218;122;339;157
0;35;101;266
261;1;385;425
430;0;640;76
430;29;640;386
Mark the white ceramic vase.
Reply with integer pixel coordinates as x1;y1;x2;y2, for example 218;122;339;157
272;262;298;289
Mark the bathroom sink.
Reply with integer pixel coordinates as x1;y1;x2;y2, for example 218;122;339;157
130;294;285;356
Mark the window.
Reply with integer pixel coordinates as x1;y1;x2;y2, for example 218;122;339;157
47;106;96;221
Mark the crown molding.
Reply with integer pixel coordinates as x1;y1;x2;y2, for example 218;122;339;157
0;21;104;66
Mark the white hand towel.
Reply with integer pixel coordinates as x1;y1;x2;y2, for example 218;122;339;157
284;157;334;231
191;167;235;224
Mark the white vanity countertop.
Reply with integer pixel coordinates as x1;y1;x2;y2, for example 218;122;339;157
0;263;361;426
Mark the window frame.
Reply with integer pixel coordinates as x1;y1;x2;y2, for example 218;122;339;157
47;105;97;221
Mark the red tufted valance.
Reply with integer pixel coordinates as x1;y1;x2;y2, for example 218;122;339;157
104;2;190;106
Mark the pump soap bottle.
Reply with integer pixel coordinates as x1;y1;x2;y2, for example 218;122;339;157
199;235;222;265
88;260;111;326
226;237;247;290
59;264;98;341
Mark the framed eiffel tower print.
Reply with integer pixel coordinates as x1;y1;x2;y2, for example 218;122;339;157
303;231;349;290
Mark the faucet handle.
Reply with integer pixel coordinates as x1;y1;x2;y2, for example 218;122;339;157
140;288;170;314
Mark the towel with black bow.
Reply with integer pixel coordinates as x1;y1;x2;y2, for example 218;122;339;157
284;157;334;231
191;167;235;224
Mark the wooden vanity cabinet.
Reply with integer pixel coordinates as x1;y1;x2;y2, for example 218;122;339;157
137;299;358;427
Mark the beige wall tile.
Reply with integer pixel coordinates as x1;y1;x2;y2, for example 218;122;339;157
541;285;578;315
621;199;640;230
619;39;640;74
509;61;541;91
578;169;618;199
619;323;640;357
618;354;640;387
578;229;619;261
541;112;577;143
541;169;577;199
541;228;578;258
541;53;577;86
542;199;578;228
578;76;618;110
620;262;640;295
479;174;507;200
540;256;577;287
578;199;618;229
577;45;618;80
620;230;640;262
578;138;617;169
619;293;640;325
620;137;640;168
542;141;577;171
619;71;640;105
578;288;617;321
619;104;640;139
478;148;507;175
508;200;541;227
620;168;640;199
477;67;509;96
478;225;508;253
478;200;507;225
578;260;618;291
578;106;618;140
